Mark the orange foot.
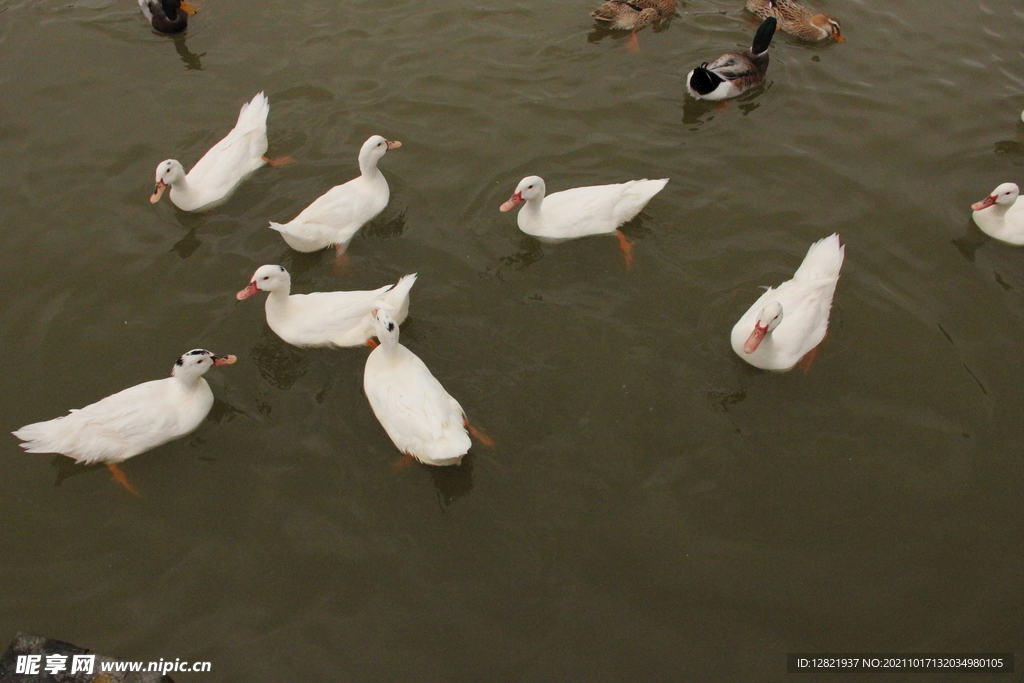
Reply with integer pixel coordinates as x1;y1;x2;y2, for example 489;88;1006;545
365;338;379;349
391;453;416;473
262;156;294;168
464;419;494;447
616;230;634;270
797;345;819;373
626;29;641;53
107;463;140;496
333;247;351;275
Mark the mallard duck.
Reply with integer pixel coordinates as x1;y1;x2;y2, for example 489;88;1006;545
731;234;844;371
499;175;668;267
591;0;676;50
139;0;196;34
971;183;1024;245
151;92;273;211
13;349;236;493
363;309;473;466
686;17;776;100
268;135;401;256
746;0;843;42
236;265;418;347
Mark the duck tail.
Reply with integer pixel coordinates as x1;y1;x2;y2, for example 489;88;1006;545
236;91;270;130
751;17;777;55
688;63;723;96
382;273;418;323
793;233;845;281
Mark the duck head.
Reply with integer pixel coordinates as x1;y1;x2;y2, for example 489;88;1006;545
358;135;401;173
811;14;843;42
500;176;546;212
237;265;290;299
150;159;186;203
172;349;236;378
972;182;1019;212
160;0;197;18
371;308;400;345
743;301;783;354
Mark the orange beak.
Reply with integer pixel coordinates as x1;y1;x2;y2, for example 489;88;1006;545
150;180;167;204
743;324;768;354
386;139;401;151
212;354;237;366
179;0;197;14
500;192;524;212
972;195;997;212
236;281;260;300
833;32;845;43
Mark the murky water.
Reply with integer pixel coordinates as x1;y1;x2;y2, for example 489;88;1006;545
2;0;1023;680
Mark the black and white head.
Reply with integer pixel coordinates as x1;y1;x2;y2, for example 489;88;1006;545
172;349;237;377
371;308;400;344
237;265;289;300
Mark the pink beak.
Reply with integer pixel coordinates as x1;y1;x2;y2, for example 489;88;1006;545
386;139;401;151
236;281;260;300
743;324;768;354
500;192;524;212
971;195;997;212
212;354;237;366
150;180;167;204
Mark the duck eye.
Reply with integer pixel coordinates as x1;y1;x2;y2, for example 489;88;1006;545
262;276;269;280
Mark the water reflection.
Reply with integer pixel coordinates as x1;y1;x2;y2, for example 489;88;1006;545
250;332;310;390
359;205;408;241
49;455;101;489
172;34;205;71
427;455;474;508
170;226;202;259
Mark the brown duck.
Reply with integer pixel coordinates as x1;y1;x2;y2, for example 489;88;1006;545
591;0;677;51
745;0;843;42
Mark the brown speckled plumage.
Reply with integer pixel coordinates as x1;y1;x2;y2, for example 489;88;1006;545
745;0;843;42
591;0;677;31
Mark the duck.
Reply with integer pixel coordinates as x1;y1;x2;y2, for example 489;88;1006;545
499;175;668;267
268;135;401;256
12;349;236;493
731;233;844;371
236;265;418;347
686;17;776;100
971;183;1024;245
746;0;843;42
139;0;196;33
363;309;476;466
151;92;275;211
591;0;677;51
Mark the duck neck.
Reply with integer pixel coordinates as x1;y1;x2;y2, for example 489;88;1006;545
172;371;206;391
522;194;543;218
359;154;383;181
263;286;291;315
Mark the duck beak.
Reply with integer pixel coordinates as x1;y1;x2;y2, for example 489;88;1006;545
743;324;768;354
832;32;845;43
972;195;998;211
212;354;237;366
236;281;260;300
179;0;197;13
500;192;524;212
150;180;167;204
386;139;401;151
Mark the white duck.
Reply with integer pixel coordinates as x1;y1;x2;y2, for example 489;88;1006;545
971;182;1024;245
363;309;474;466
269;135;401;255
499;175;668;267
236;265;417;347
731;234;844;371
150;92;273;211
13;349;236;493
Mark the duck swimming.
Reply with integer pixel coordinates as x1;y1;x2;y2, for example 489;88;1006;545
499;175;668;267
13;349;236;493
151;92;275;211
591;0;677;51
236;265;418;348
686;17;776;100
971;182;1024;245
731;234;844;371
139;0;196;34
746;0;843;42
